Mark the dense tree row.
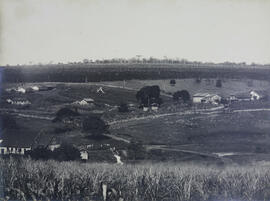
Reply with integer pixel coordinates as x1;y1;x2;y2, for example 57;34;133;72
2;65;270;83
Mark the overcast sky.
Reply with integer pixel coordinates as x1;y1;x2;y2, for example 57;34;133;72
0;0;270;65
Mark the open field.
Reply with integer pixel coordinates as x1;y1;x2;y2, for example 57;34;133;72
1;78;270;164
3;158;270;201
2;64;270;83
99;78;270;97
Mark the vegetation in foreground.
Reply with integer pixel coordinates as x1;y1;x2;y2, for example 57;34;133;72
1;158;270;201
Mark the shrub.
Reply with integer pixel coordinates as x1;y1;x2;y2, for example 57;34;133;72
127;140;146;160
52;143;81;161
136;85;162;107
173;90;191;103
170;79;176;85
27;146;53;160
216;79;222;87
82;115;108;135
118;103;129;113
53;107;79;122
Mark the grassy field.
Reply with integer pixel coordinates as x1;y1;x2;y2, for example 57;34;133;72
99;78;270;97
1;79;270;163
2;158;270;201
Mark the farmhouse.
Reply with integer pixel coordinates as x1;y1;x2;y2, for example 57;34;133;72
72;98;95;113
250;90;268;100
6;98;31;106
74;98;95;106
193;93;210;103
80;149;89;160
193;93;221;105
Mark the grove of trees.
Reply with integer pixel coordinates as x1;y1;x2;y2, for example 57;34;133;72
118;103;129;113
82;115;108;136
27;143;81;161
136;85;162;107
173;90;191;103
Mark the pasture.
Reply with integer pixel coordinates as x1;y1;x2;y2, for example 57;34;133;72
2;78;270;163
98;78;270;97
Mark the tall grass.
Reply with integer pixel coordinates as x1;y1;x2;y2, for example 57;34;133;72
1;158;270;201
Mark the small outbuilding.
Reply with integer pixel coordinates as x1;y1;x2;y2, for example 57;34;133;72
193;93;221;105
250;90;268;101
151;103;159;111
193;93;210;103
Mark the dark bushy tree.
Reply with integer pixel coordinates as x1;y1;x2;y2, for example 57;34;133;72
216;79;222;88
52;143;81;161
136;85;162;107
220;98;229;105
127;140;146;160
27;147;53;160
27;144;81;161
170;79;176;85
53;107;79;122
56;107;79;118
173;90;191;103
82;115;108;135
118;103;129;113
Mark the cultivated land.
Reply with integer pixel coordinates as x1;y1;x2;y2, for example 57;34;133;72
1;66;270;200
1;76;270;164
3;158;270;201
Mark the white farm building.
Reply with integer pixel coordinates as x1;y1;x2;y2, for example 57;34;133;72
193;93;221;105
250;90;268;101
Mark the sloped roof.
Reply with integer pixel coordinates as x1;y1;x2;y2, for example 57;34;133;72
193;93;210;97
193;93;220;98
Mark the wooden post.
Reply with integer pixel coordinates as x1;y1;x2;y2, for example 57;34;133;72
102;183;107;201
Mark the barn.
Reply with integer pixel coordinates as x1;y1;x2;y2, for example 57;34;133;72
193;93;221;104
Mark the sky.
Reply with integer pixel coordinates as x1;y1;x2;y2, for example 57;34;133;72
0;0;270;65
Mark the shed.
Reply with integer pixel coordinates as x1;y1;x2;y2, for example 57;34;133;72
193;93;221;104
193;93;210;103
250;90;268;101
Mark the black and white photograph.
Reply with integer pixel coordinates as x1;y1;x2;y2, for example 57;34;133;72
1;0;270;200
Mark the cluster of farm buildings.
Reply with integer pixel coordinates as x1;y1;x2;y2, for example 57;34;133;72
192;90;268;105
142;90;268;112
1;83;268;159
0;135;93;161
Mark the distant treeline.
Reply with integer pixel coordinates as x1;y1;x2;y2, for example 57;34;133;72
2;63;270;83
13;57;269;66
